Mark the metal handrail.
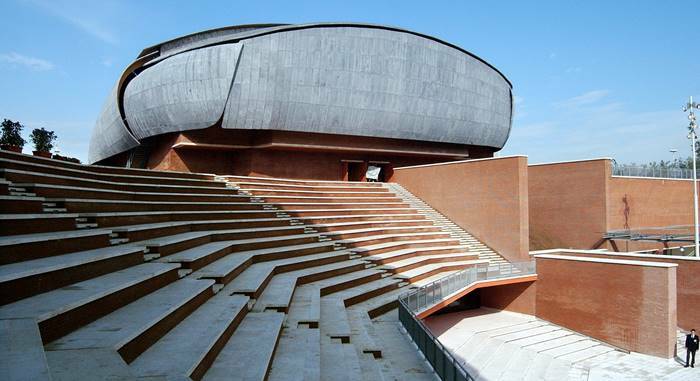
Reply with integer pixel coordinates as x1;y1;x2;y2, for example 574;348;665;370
397;261;536;381
611;164;700;179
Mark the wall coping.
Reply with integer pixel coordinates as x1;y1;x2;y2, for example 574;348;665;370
393;155;528;170
611;175;700;182
534;253;678;268
528;157;613;167
532;248;700;262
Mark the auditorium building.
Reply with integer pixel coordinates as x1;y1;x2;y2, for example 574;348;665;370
89;23;513;181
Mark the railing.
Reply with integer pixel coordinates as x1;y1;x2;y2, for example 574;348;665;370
397;261;536;381
611;165;699;179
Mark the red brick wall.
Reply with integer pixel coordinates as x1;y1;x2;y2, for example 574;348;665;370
528;159;609;250
534;254;677;358
392;156;530;262
480;281;536;315
540;250;700;332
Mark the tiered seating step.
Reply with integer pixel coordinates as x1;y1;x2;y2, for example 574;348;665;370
203;312;285;381
0;213;78;235
0;245;146;304
130;293;249;380
46;278;215;363
0;262;180;343
0;318;51;381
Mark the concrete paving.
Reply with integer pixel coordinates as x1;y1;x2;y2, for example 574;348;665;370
425;308;700;380
0;318;51;381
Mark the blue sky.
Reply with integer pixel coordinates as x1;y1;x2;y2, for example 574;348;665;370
0;0;698;164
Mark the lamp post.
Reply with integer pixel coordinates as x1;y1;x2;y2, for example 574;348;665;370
683;96;700;257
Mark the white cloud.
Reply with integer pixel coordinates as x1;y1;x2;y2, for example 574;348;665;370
554;89;610;108
0;52;54;71
549;52;557;59
101;58;113;67
25;0;119;44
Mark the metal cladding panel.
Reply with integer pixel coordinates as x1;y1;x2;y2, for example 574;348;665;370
124;44;243;140
222;27;512;148
88;83;140;164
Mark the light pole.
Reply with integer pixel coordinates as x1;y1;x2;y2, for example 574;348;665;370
683;96;700;257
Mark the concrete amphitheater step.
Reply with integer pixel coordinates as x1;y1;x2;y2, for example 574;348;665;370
378;252;481;272
148;230;315;257
0;194;45;213
321;225;441;239
191;241;339;285
252;260;367;313
231;181;387;192
0;157;225;187
345;307;390;380
2;168;236;196
130;293;249;380
15;182;252;203
203;312;285;381
272;202;408;211
0;318;51;381
351;238;463;256
0;262;180;343
46;278;215;363
0;213;79;235
245;187;391;197
0;228;113;264
268;326;321;381
318;268;387;296
223;174;385;187
112;217;290;242
283;207;417;217
0;150;215;180
85;209;282;227
49;198;263;214
286;284;321;329
337;231;452;248
393;260;489;282
308;219;431;232
351;287;414;319
0;245;146;305
260;195;401;204
336;277;405;307
220;251;355;298
294;213;426;224
366;245;468;264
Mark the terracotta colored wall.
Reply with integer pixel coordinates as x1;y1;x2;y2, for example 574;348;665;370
534;254;677;358
528;159;609;250
537;249;700;331
480;281;536;315
392;156;530;262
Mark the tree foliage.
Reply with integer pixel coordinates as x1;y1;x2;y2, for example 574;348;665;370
0;119;26;147
30;127;57;152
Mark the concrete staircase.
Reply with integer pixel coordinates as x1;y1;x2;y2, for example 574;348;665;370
0;151;520;380
387;183;509;266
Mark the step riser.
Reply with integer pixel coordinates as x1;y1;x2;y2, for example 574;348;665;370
274;203;408;210
1;234;112;265
385;256;480;273
0;217;77;236
370;247;466;264
298;214;427;224
0;160;225;188
367;300;399;319
342;234;451;248
29;187;251;203
343;283;401;307
118;286;214;364
401;264;474;283
258;196;401;203
2;170;235;195
225;176;385;187
327;227;441;239
150;229;309;257
0;198;44;213
39;267;180;344
320;273;384;297
0;251;144;305
287;209;416;217
314;221;430;232
61;201;264;214
189;306;249;380
237;184;389;192
297;263;366;285
357;239;462;256
93;211;280;228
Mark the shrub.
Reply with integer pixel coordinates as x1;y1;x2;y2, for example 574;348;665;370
0;119;26;148
30;128;57;152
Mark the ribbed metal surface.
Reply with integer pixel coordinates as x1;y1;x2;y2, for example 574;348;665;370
88;83;140;164
89;23;513;164
124;44;243;140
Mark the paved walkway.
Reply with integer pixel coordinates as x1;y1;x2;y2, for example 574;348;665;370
424;308;699;381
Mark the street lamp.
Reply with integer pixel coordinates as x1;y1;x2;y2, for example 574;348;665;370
683;96;700;257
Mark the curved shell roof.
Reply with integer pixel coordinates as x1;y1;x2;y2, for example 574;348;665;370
89;23;513;164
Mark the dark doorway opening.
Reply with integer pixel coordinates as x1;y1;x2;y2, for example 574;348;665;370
343;160;365;181
367;162;392;182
